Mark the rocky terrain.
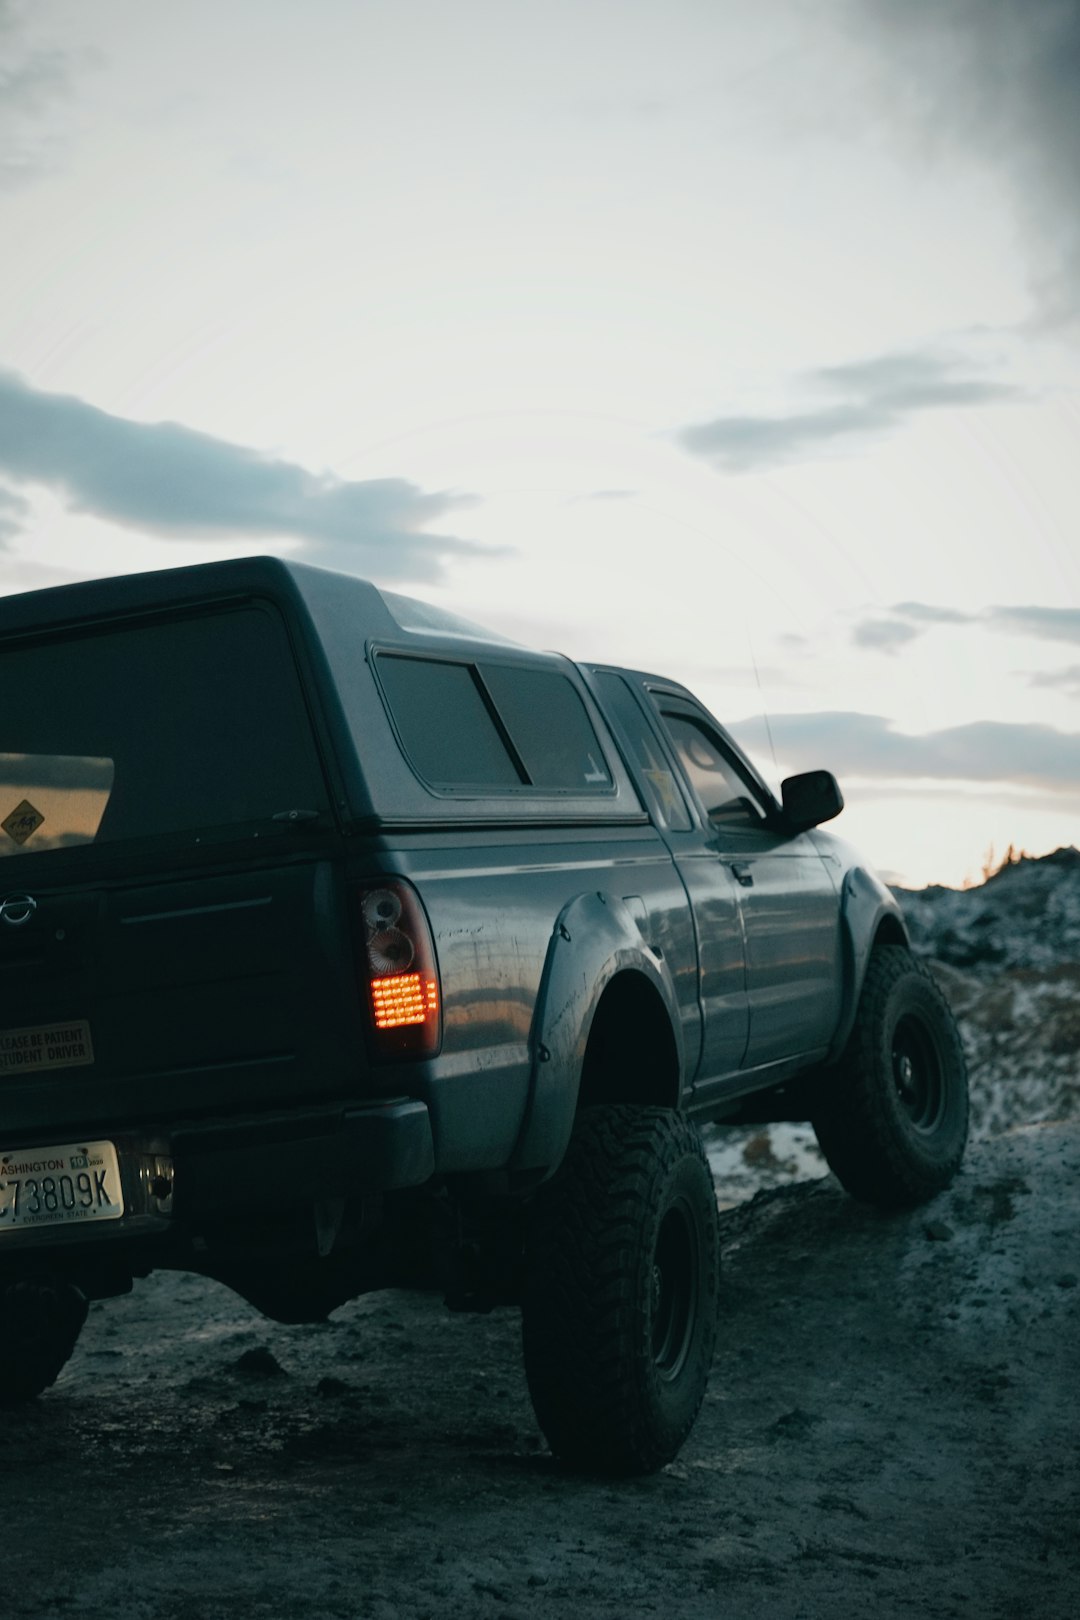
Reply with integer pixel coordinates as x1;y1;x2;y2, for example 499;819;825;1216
897;846;1080;1137
6;849;1079;1619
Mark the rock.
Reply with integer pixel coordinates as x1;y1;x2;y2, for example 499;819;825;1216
768;1407;820;1441
316;1375;351;1397
232;1347;287;1379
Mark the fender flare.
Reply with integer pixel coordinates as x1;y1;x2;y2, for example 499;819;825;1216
827;864;910;1062
509;891;685;1177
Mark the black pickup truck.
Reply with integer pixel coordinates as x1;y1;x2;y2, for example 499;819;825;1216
0;557;967;1472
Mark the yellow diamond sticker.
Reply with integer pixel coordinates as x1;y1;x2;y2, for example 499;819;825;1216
2;800;45;846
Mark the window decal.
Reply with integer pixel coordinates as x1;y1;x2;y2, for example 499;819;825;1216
0;756;114;856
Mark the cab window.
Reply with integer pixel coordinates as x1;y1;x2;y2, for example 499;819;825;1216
659;712;768;828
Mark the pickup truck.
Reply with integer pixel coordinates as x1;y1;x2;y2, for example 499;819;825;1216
0;556;967;1473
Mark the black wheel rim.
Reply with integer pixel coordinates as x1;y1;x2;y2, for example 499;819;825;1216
650;1198;698;1381
891;1012;945;1132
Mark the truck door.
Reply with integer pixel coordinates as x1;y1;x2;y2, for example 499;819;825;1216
588;672;748;1083
651;698;842;1072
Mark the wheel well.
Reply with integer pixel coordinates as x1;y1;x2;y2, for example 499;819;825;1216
577;972;680;1113
874;914;908;951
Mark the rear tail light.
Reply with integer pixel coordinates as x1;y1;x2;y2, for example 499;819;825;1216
355;879;441;1057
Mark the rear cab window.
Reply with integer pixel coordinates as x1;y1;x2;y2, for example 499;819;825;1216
374;654;614;796
1;605;328;860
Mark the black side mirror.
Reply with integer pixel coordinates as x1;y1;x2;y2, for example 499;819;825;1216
781;770;844;832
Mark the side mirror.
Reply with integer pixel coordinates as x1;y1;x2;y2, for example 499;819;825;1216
781;770;844;832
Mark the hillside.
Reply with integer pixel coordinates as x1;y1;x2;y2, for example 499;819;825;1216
895;845;1080;973
894;845;1080;1137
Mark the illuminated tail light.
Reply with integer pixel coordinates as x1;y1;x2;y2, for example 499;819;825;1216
355;879;441;1057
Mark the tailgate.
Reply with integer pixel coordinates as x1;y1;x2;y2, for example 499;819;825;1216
0;597;368;1136
0;857;363;1135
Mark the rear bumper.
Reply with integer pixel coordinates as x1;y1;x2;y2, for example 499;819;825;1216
0;1097;435;1266
171;1095;435;1215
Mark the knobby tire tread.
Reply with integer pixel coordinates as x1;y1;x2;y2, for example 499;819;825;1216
523;1105;718;1475
812;945;968;1209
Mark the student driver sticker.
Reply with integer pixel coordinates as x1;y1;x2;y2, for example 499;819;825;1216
2;800;45;845
0;1021;95;1074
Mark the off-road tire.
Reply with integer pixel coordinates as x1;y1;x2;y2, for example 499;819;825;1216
812;945;968;1208
522;1105;719;1475
0;1279;89;1404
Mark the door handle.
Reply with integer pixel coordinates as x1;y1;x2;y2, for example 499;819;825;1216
728;862;754;888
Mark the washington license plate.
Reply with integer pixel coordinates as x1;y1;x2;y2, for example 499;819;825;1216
0;1140;123;1232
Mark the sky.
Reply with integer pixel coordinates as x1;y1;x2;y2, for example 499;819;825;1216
1;0;1078;888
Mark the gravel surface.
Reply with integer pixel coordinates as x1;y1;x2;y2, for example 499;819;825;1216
9;1122;1078;1619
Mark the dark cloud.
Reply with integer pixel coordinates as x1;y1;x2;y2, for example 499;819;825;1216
677;349;1022;472
729;709;1080;793
852;0;1080;325
0;370;486;583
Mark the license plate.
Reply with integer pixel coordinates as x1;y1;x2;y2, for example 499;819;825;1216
0;1140;124;1232
0;1019;95;1075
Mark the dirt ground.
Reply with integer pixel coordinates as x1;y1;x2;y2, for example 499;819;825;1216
8;1121;1078;1620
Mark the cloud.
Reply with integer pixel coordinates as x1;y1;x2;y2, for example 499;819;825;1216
851;601;1080;653
0;1;90;187
1029;664;1080;698
0;370;487;583
987;606;1080;646
813;353;1019;411
851;618;921;654
729;709;1080;793
851;0;1080;324
0;483;29;546
890;601;972;626
676;349;1022;472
